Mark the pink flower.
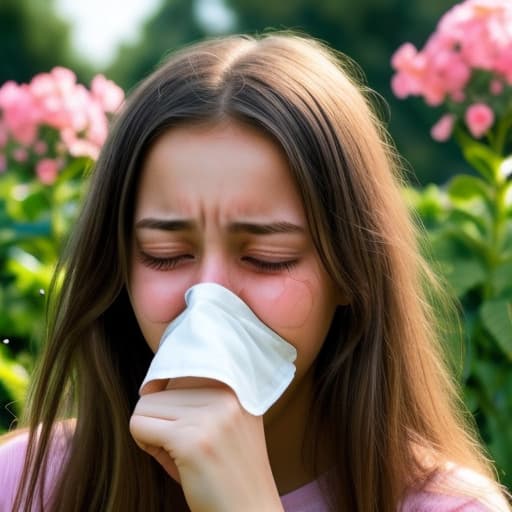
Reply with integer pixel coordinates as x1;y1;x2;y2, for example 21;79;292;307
91;74;124;113
12;147;28;162
391;0;512;106
33;140;48;155
391;73;414;99
495;50;512;83
391;43;419;70
431;114;456;142
465;102;494;138
51;67;77;96
30;73;57;100
439;57;471;93
0;123;8;147
490;78;504;94
62;84;92;133
451;90;466;102
0;67;123;171
390;43;429;99
0;81;39;146
85;101;108;147
35;158;60;184
61;129;100;160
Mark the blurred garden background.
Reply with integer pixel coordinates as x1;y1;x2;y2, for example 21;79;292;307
1;0;511;492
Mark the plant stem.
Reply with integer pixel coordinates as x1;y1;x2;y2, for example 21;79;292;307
483;179;508;300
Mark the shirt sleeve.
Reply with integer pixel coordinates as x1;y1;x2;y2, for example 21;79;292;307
0;431;30;510
401;464;511;512
0;424;72;511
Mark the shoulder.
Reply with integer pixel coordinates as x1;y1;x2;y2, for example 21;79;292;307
0;421;74;510
401;464;511;512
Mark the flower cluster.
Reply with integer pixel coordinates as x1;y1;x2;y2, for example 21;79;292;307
0;67;124;183
391;0;512;142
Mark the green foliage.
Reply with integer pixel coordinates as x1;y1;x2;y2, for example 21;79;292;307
0;159;87;431
404;145;512;488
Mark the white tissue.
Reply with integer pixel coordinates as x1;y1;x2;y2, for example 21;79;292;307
139;283;297;416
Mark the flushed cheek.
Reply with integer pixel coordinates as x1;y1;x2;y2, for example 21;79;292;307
130;267;189;325
240;273;314;332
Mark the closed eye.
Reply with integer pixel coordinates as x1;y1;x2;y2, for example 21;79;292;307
242;257;298;273
137;251;298;273
137;252;193;271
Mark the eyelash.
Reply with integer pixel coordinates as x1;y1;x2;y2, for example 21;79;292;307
137;252;298;273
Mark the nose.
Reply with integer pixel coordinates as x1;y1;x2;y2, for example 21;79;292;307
196;251;238;295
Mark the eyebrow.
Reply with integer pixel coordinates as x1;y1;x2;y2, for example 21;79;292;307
135;218;305;235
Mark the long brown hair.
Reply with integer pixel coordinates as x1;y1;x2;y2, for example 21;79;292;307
12;33;504;511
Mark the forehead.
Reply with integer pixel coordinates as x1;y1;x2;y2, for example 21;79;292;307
134;120;306;222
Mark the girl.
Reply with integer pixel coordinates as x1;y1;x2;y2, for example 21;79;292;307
0;33;510;511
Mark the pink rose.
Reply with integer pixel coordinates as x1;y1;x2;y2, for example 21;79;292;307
465;103;494;138
431;114;456;142
36;158;60;184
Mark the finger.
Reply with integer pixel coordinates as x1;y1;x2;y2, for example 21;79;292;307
133;392;203;420
133;386;235;419
130;414;177;449
140;378;169;396
165;377;228;391
144;444;181;484
129;415;182;482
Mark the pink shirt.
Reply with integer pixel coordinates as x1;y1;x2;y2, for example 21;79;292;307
0;432;509;511
280;477;506;511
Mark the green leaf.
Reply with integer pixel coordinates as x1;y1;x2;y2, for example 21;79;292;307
0;347;29;408
480;299;512;359
492;260;512;296
447;175;492;203
403;185;448;230
446;207;490;239
482;411;512;476
437;258;486;297
446;227;490;262
5;184;51;222
455;131;502;183
463;385;479;413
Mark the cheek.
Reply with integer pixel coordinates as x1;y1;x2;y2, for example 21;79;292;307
241;268;337;376
241;274;314;331
130;266;189;325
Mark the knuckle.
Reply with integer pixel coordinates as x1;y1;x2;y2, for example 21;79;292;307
195;432;216;458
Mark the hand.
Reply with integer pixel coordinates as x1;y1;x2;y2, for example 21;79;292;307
129;378;284;512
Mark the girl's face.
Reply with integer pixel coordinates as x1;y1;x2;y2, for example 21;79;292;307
129;119;342;406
